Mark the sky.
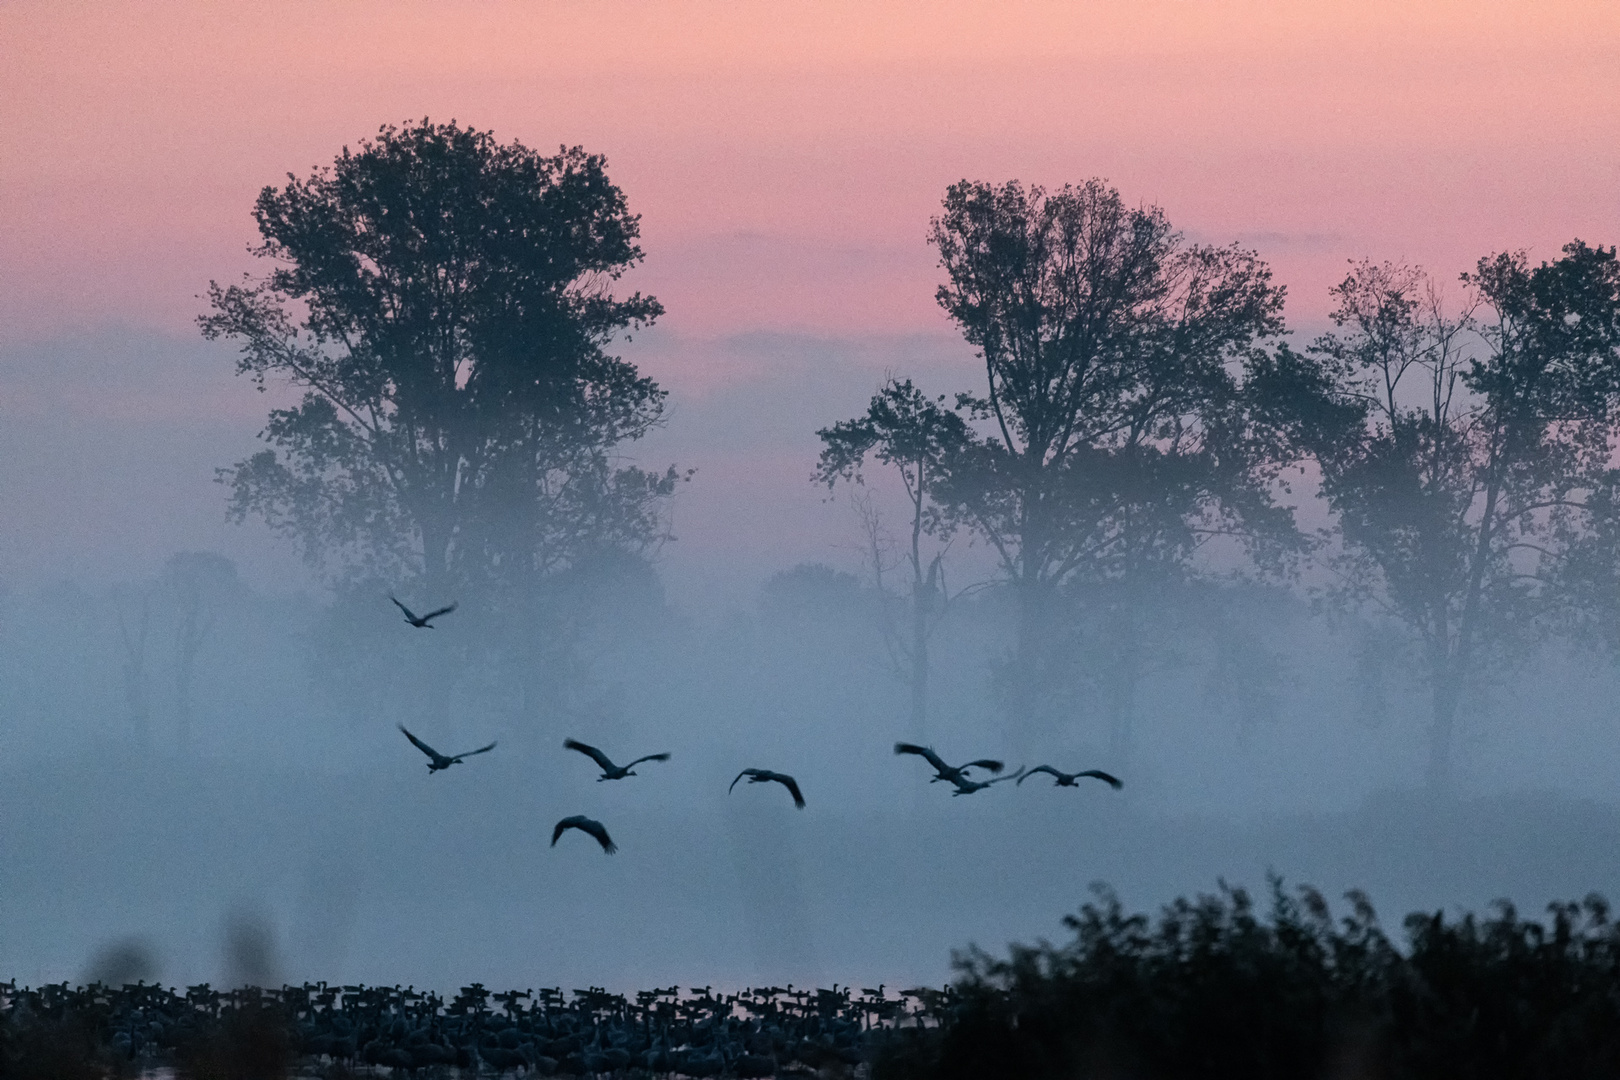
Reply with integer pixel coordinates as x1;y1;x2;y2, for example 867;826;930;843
3;1;1620;993
2;0;1616;601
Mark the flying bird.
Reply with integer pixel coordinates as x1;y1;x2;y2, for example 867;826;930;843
1017;765;1123;789
894;743;1005;785
398;725;496;772
390;596;458;629
729;768;806;809
563;739;671;781
947;768;1024;796
551;815;617;854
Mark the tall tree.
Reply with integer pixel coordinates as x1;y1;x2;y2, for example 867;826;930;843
161;552;237;749
927;179;1306;739
815;378;972;737
1310;244;1620;791
200;121;679;597
113;585;152;747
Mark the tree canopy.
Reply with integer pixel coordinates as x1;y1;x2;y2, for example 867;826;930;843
816;378;973;735
200;120;680;593
924;179;1324;734
1309;244;1620;789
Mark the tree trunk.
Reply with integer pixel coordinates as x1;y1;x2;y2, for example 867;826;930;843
175;606;202;751
175;649;194;750
117;594;151;749
909;576;929;741
1426;669;1460;794
124;663;149;748
1107;625;1143;767
1007;576;1050;754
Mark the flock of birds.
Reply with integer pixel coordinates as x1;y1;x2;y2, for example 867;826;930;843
388;595;1122;856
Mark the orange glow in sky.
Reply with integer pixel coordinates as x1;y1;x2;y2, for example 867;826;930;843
3;1;1617;358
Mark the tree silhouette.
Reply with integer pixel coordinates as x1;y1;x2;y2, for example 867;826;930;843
200;120;680;598
816;378;972;738
926;179;1315;741
112;585;152;747
161;552;237;750
1309;245;1620;791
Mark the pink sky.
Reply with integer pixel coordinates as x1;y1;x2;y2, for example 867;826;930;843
1;1;1617;599
4;1;1616;360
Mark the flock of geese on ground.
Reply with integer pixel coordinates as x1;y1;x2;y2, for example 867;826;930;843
388;595;1122;855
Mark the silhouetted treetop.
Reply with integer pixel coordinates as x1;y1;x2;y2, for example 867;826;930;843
921;179;1324;739
930;178;1286;465
243;120;661;407
1307;243;1620;790
201;119;679;587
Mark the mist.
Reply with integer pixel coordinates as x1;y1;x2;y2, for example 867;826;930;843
5;308;1620;999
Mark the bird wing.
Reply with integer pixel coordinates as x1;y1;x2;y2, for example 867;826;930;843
564;739;616;771
626;753;671;768
1018;765;1060;785
550;819;570;847
1078;769;1124;789
421;602;458;622
894;743;949;773
398;725;440;759
963;759;1005;774
776;774;806;809
455;741;496;760
390;597;420;622
729;769;757;794
583;819;618;854
986;768;1024;786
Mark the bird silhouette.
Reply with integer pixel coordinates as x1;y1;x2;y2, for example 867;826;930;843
947;767;1024;796
390;596;458;628
1017;765;1123;789
729;768;806;808
551;815;617;854
398;725;496;772
894;742;1005;785
563;738;671;780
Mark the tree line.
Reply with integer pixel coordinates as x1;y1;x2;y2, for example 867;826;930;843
200;120;1620;791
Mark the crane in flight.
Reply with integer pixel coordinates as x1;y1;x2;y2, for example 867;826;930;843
947;768;1024;796
563;739;671;780
1018;765;1123;789
398;725;496;773
894;743;1004;786
729;768;806;809
390;596;458;629
551;815;617;854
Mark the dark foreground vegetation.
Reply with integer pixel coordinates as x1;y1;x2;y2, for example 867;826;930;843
880;881;1620;1080
0;977;937;1080
8;882;1620;1080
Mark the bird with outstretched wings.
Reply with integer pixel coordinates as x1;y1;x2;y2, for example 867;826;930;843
551;815;617;854
729;768;806;808
398;725;496;772
948;767;1024;796
894;742;1004;785
390;596;458;628
563;738;671;780
1017;765;1123;789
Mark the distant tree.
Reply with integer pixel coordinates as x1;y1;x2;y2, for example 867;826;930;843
759;563;869;624
816;378;973;738
200;120;680;598
926;179;1320;741
112;585;152;747
1309;245;1620;791
161;552;237;749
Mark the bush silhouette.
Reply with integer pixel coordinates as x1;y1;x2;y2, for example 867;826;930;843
875;879;1620;1080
